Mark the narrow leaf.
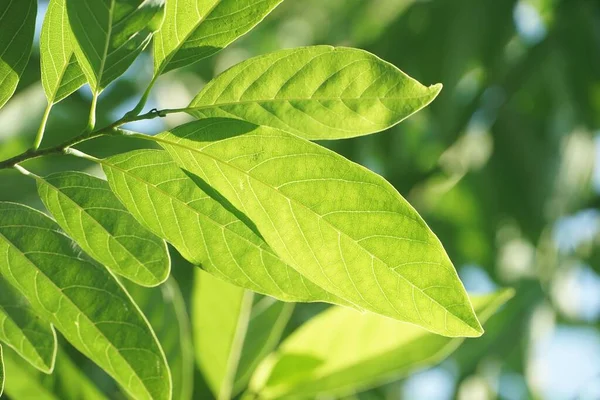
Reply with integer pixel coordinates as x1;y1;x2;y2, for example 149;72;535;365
0;344;4;397
125;278;193;400
0;0;37;110
40;0;86;104
193;270;293;399
101;149;343;305
36;171;170;287
66;0;165;92
249;289;515;399
0;276;57;373
188;46;442;140
151;118;482;337
154;0;283;75
0;202;171;400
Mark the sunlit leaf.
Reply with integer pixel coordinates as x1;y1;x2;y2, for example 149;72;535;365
146;118;482;337
66;0;165;92
0;276;57;373
0;202;171;400
193;270;293;399
154;0;283;75
40;0;86;104
36;171;170;287
101;149;343;305
2;348;106;400
188;46;441;140
249;289;514;399
0;0;37;110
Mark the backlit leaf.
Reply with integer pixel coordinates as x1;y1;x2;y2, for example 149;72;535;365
0;202;171;400
188;46;441;140
36;171;170;287
0;0;37;110
150;118;482;337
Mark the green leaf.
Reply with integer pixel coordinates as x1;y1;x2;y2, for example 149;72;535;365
101;149;342;305
154;0;283;75
125;278;193;400
2;348;106;400
148;118;482;337
249;289;515;399
0;202;171;400
0;0;37;110
35;171;170;287
0;344;4;397
66;0;165;92
0;276;57;373
40;0;87;104
193;270;293;399
188;46;442;140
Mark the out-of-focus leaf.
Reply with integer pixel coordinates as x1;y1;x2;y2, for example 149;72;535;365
66;0;165;92
0;276;57;373
147;118;482;337
101;149;341;305
35;171;170;287
248;289;514;399
126;278;193;400
0;202;171;400
0;0;37;110
188;46;441;140
154;0;283;75
40;0;86;104
193;270;293;400
2;347;106;400
0;344;3;397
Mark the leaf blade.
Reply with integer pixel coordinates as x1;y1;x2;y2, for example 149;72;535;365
188;46;441;139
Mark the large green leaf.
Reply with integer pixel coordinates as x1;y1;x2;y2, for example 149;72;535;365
101;149;342;305
154;0;283;75
188;46;441;140
125;278;193;400
0;202;171;400
40;0;86;104
148;118;482;337
66;0;165;92
0;0;37;110
2;348;106;400
248;289;514;399
36;171;170;287
0;276;57;373
193;270;293;399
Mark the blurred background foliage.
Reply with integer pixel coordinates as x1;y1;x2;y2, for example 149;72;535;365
1;0;600;399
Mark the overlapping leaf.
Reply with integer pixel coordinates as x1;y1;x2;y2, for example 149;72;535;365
0;202;171;400
149;118;482;337
0;0;37;110
66;0;165;92
101;149;343;305
36;171;170;287
188;46;442;139
248;289;514;399
0;276;57;373
40;0;86;104
154;0;283;75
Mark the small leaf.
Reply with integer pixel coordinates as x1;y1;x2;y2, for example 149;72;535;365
66;0;165;92
36;171;170;287
150;118;482;337
125;278;193;400
0;276;57;373
40;0;87;104
188;46;441;140
2;348;106;400
249;289;515;399
0;202;171;400
0;0;37;110
154;0;283;75
193;270;293;399
102;149;342;305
